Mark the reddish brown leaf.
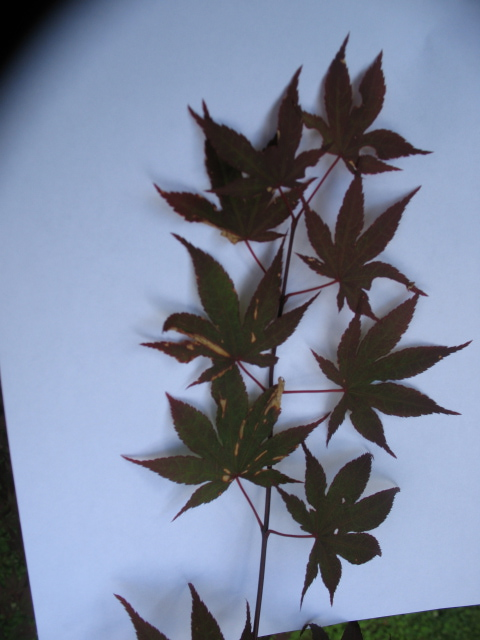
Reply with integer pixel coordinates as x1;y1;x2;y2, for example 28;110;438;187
312;295;470;455
303;37;430;173
278;447;398;604
299;176;424;318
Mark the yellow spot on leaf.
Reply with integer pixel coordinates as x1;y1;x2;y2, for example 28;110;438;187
191;334;230;358
265;377;285;414
219;397;227;418
221;229;242;244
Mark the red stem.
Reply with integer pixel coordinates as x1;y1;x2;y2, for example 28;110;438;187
284;280;338;301
236;478;264;531
246;240;266;272
284;388;344;394
268;529;314;539
306;156;341;205
238;362;266;391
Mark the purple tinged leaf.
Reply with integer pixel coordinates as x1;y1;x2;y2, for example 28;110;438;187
327;453;372;505
123;455;219;486
334;175;364;257
332;532;381;564
278;447;399;603
277;487;313;533
116;595;170;640
174;481;230;521
354;187;421;266
190;584;225;640
337;314;362;379
356;295;418;365
311;351;343;388
314;296;469;455
351;51;385;133
361;129;431;160
365;382;461;417
368;342;471;382
302;178;423;318
324;35;352;146
347;488;400;532
348;403;395;457
303;443;327;510
303;36;431;173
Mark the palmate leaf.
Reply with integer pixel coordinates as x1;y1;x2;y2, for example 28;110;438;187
298;175;425;319
143;236;315;386
156;139;298;244
303;35;430;174
312;295;470;456
188;67;325;196
124;367;325;519
278;446;399;604
116;583;253;640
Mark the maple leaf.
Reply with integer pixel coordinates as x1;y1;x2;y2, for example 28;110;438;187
312;295;470;456
143;236;315;385
278;446;399;604
156;139;298;244
298;174;425;319
124;367;325;519
303;35;430;174
116;583;253;640
188;68;325;196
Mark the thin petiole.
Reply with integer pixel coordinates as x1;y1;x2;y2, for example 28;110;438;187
246;240;267;272
284;388;344;394
268;529;314;539
284;280;338;301
306;156;341;205
278;185;296;221
238;362;266;391
236;478;264;531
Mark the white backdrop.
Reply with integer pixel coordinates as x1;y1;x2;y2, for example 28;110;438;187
0;1;479;639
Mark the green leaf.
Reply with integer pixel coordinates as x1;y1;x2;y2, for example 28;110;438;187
278;447;399;604
303;36;431;173
143;238;315;385
299;175;425;319
125;367;325;518
312;295;471;455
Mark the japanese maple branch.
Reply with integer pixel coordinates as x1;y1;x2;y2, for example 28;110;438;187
252;188;303;639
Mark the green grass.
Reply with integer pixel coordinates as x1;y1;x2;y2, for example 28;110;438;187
263;606;480;639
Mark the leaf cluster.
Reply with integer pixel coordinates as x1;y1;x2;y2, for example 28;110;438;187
119;35;470;640
125;367;325;520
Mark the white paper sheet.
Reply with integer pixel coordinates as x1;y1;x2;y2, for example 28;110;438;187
0;1;479;638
